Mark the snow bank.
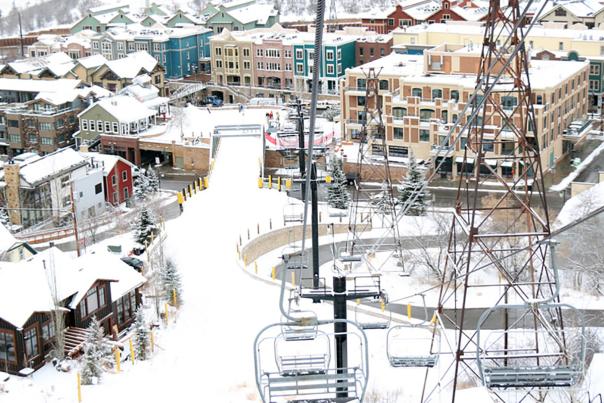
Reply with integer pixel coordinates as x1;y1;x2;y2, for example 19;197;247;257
553;181;604;229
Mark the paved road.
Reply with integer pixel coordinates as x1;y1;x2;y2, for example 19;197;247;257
274;237;604;329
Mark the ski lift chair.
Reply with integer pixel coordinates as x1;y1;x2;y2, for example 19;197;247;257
386;322;440;368
254;321;369;403
387;295;440;367
281;309;318;341
283;201;304;225
476;303;586;390
354;297;391;330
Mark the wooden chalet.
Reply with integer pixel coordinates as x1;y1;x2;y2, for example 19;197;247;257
0;247;145;374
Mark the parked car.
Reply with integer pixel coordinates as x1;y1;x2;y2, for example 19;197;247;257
201;95;223;107
121;256;144;272
130;244;146;256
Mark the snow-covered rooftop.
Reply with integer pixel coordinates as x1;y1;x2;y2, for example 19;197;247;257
349;52;423;76
0;78;81;94
86;95;157;122
554;181;604;229
19;147;88;186
77;54;108;69
104;51;158;78
79;151;135;175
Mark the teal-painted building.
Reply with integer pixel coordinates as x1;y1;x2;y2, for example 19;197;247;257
71;9;132;34
293;37;355;95
588;56;604;113
90;27;213;79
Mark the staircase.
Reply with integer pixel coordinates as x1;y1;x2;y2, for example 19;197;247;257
64;327;88;358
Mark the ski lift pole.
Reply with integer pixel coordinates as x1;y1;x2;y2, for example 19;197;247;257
333;276;349;399
311;162;320;291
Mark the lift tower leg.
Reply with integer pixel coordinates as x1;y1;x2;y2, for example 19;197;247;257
311;162;320;290
333;276;348;399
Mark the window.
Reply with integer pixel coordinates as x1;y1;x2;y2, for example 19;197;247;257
97;120;102;132
60;175;70;188
326;50;334;61
23;327;39;359
359;47;364;56
536;95;543;105
40;122;53;131
256;48;264;57
380;48;385;57
122;170;128;181
9;134;20;143
590;80;600;91
285;63;292;71
113;191;118;203
92;41;99;49
117;42;124;51
388;18;394;26
393;127;404;140
559;42;564;51
338;64;342;75
554;8;567;16
296;63;304;74
0;330;16;363
112;122;118;133
8;120;18;128
215;47;222;56
243;61;250;70
357;78;366;89
124;188;129;200
327;65;334;74
337;49;341;60
393;107;407;119
111;175;116;186
216;60;222;68
89;120;96;131
420;129;430;142
95;183;102;194
296;49;303;59
449;90;459;102
104;121;111;132
378;80;388;91
388;146;408;158
85;287;99;314
483;139;494;152
369;48;374;56
412;88;422;98
501;96;517;110
284;50;292;58
441;110;448;122
420;108;434;121
41;321;55;342
99;286;106;307
55;118;64;129
41;137;53;145
590;64;601;76
153;42;161;52
432;88;443;100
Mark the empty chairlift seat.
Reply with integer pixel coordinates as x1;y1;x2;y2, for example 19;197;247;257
387;323;440;368
254;321;369;402
354;298;391;330
476;303;586;390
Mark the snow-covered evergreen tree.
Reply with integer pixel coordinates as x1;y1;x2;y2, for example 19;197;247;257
146;167;160;194
134;173;149;202
371;184;395;215
131;308;149;361
0;207;10;226
160;259;182;305
327;156;350;210
80;316;109;385
133;208;158;246
399;153;430;216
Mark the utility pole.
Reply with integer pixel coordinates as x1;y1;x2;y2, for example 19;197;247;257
69;183;81;257
310;162;319;290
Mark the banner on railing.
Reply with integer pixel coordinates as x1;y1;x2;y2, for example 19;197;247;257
265;131;334;149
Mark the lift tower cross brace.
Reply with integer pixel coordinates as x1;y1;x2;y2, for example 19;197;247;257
422;0;576;402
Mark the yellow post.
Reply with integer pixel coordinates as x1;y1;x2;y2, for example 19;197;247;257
164;302;169;325
199;177;204;190
172;289;177;307
176;192;184;204
431;312;437;324
268;175;272;189
291;271;295;287
188;184;193;196
355;298;360;305
277;176;281;191
271;267;276;280
115;348;121;373
258;177;263;188
203;177;208;188
407;303;412;320
286;178;292;190
77;372;82;403
129;338;135;364
380;299;385;312
243;254;248;266
150;330;155;353
194;181;198;193
254;261;258;274
325;175;332;183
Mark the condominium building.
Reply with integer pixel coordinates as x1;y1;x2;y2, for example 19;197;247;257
393;22;604;111
210;25;356;96
340;46;589;179
89;25;212;79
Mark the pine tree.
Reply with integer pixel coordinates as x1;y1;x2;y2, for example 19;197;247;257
131;308;149;361
80;316;109;385
146;167;160;194
0;207;9;226
399;153;430;216
327;157;350;210
133;208;158;246
134;173;149;202
371;184;395;215
160;259;182;305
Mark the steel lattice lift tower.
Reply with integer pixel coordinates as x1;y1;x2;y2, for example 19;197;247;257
420;0;587;402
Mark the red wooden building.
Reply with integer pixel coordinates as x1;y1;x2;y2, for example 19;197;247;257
82;152;135;205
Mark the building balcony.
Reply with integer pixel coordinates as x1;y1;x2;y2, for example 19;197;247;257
346;119;365;126
344;86;367;95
